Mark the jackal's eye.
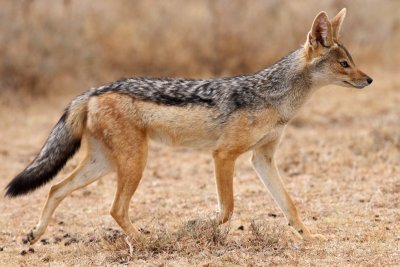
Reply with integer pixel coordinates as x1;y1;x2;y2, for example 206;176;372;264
340;61;349;68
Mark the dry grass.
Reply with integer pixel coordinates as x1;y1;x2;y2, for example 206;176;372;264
88;218;286;265
0;0;399;95
0;1;399;266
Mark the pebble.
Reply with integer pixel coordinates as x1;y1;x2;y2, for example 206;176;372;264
138;228;150;235
40;238;50;245
41;256;50;262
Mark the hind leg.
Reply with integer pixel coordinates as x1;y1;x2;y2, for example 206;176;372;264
109;133;148;243
27;137;112;244
87;93;149;243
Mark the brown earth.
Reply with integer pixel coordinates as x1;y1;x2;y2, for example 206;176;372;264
0;1;399;265
0;70;399;266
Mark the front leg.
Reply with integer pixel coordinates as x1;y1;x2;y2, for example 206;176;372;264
212;149;238;224
251;141;324;241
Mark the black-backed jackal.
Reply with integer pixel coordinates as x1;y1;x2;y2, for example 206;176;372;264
6;9;372;245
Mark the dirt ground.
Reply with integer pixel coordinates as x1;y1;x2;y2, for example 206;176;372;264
0;70;399;266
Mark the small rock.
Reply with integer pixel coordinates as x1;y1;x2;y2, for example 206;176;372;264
58;221;64;225
119;258;129;265
138;228;150;235
28;248;35;254
22;238;29;244
64;237;79;246
40;238;50;245
312;216;318;221
41;256;50;262
54;237;62;244
293;243;301;251
268;212;277;218
0;247;4;252
63;233;70;238
20;250;27;256
237;225;245;231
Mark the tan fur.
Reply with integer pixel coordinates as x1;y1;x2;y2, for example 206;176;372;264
26;8;372;245
66;101;87;137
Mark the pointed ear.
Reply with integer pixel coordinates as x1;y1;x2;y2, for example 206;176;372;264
331;8;346;41
306;11;333;49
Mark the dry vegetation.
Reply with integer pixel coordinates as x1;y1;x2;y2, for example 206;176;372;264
0;0;399;266
1;0;399;96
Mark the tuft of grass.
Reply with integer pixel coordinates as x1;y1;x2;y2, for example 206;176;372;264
87;217;288;264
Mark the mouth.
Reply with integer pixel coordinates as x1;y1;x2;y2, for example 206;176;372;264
343;81;365;89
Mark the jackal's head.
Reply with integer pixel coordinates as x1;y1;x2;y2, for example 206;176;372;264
304;8;373;89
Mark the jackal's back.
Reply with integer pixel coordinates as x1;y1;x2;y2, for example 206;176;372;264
90;49;309;118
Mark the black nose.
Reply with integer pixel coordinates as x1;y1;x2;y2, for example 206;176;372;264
367;77;373;84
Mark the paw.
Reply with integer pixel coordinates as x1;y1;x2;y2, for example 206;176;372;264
22;229;36;245
303;233;327;242
290;226;327;242
22;227;43;245
217;211;232;225
126;229;144;244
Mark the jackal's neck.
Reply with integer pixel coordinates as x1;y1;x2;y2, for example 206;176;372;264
255;48;315;118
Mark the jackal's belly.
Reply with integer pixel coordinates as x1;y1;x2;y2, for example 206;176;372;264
148;126;219;148
141;103;222;148
142;101;283;149
146;119;221;148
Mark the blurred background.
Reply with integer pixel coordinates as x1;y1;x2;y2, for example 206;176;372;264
1;2;399;265
0;0;399;98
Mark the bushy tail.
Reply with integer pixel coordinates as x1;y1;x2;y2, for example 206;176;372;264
5;94;89;197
